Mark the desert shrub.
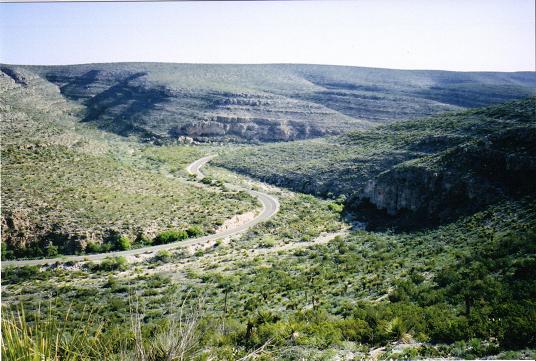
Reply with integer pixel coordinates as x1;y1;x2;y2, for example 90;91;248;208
153;230;189;245
259;236;277;248
116;235;132;251
45;244;59;257
145;274;171;288
86;242;101;253
336;318;372;343
103;276;117;288
100;243;113;253
1;266;52;285
89;256;127;272
186;225;204;237
155;250;172;262
135;233;153;245
201;176;215;185
1;242;14;260
328;202;344;213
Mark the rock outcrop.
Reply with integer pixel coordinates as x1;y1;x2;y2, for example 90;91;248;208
2;63;533;143
356;126;536;223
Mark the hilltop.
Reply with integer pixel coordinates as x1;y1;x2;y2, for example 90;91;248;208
1;63;534;142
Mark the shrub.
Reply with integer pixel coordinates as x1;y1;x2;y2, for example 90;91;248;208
90;256;127;272
153;230;189;245
100;243;113;253
86;242;101;253
135;233;152;245
186;225;204;237
336;318;372;343
201;176;214;185
1;242;9;260
116;236;132;251
45;244;59;257
103;276;117;288
1;266;46;284
259;237;277;248
155;250;172;262
328;202;344;213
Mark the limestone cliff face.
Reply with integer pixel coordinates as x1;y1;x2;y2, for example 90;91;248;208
213;98;536;229
3;65;368;142
357;127;536;221
1;209;36;250
1;209;89;255
358;165;491;221
174;116;328;142
361;167;441;216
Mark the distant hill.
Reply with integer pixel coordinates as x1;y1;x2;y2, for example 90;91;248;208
215;97;536;228
1;63;534;142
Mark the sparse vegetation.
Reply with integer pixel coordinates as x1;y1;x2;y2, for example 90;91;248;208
0;71;258;259
3;200;535;359
1;64;535;359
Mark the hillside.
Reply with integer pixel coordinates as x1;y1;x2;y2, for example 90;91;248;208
1;63;534;142
215;98;536;228
1;65;536;359
0;67;257;259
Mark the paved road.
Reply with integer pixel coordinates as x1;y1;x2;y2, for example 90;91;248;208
2;155;279;268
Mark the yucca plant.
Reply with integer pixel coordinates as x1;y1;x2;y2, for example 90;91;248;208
129;291;206;361
1;303;123;360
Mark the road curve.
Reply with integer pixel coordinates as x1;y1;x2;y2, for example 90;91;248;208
2;155;279;268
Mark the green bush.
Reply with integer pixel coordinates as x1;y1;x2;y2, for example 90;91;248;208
89;256;127;272
328;202;344;213
135;233;153;245
155;250;172;262
153;230;189;245
336;318;372;343
45;244;59;257
259;236;277;248
116;236;131;251
201;176;214;185
186;225;204;237
1;242;10;260
85;242;100;253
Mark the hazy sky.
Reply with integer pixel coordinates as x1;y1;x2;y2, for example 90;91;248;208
0;0;534;71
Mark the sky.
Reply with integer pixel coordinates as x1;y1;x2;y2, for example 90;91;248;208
0;0;534;71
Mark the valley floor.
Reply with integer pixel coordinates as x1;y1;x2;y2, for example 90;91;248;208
2;155;535;360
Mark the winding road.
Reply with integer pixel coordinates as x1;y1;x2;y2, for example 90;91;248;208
2;155;279;268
